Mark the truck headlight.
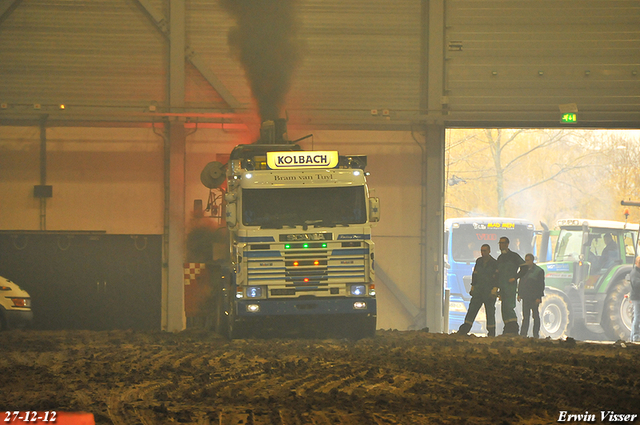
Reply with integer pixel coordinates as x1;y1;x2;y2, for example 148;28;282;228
246;286;264;298
247;304;260;313
350;285;366;296
353;301;367;309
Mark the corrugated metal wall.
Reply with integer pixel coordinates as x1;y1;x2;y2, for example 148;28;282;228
445;0;640;125
1;0;422;117
0;0;167;108
2;0;637;125
291;0;422;111
184;0;422;122
184;0;249;108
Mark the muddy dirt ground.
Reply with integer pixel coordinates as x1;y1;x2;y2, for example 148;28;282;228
1;329;639;424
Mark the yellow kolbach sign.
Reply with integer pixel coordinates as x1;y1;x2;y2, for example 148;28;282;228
267;151;339;169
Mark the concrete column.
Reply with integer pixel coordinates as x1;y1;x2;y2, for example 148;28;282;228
424;124;445;333
421;0;445;332
164;0;186;332
166;122;186;332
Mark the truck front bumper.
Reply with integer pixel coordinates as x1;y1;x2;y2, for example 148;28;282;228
237;297;376;317
3;309;33;329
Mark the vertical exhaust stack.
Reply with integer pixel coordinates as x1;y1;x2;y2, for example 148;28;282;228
259;118;289;144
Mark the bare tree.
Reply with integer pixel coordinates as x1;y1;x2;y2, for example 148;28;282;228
446;129;596;217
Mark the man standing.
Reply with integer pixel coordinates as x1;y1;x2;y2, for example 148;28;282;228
630;256;640;342
496;237;524;335
517;253;545;338
457;244;498;337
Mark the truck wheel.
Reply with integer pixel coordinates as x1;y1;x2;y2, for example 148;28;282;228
358;316;377;339
539;293;570;339
210;294;225;335
346;316;376;340
602;279;632;341
226;308;247;340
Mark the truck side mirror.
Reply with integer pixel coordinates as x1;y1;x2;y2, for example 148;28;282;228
369;197;380;222
225;202;237;227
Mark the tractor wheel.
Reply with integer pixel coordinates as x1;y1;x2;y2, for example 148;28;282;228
539;293;570;339
602;279;632;341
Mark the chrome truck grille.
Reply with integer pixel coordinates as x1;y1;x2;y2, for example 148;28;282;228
245;242;368;295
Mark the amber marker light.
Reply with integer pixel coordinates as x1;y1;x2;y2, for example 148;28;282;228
11;298;29;308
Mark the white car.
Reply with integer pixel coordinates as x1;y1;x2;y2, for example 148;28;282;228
0;275;33;330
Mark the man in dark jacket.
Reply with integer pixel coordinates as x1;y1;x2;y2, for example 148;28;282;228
598;233;619;271
630;256;640;342
457;244;499;336
517;253;545;338
496;237;525;335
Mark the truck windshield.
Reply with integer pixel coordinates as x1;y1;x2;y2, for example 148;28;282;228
450;224;534;262
242;186;367;227
554;230;583;262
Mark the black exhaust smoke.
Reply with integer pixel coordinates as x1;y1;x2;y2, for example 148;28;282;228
221;0;302;123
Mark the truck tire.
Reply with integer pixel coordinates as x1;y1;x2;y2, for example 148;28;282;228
602;279;632;341
225;307;247;339
539;293;570;339
352;316;376;340
209;295;224;335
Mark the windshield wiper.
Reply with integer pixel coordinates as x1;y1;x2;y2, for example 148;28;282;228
259;223;283;229
308;219;334;228
312;219;353;228
258;219;290;229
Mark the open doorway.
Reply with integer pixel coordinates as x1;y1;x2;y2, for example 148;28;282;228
443;128;640;341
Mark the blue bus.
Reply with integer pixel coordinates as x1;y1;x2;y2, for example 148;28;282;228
444;217;536;333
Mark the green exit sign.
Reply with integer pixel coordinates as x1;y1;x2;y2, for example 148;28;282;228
561;113;577;123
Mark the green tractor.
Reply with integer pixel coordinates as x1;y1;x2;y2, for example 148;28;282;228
538;218;638;340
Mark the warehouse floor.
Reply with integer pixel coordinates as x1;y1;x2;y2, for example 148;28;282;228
1;329;638;424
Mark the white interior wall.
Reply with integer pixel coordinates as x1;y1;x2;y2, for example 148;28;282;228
0;126;164;234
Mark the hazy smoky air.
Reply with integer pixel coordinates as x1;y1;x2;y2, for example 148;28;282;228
221;0;302;122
